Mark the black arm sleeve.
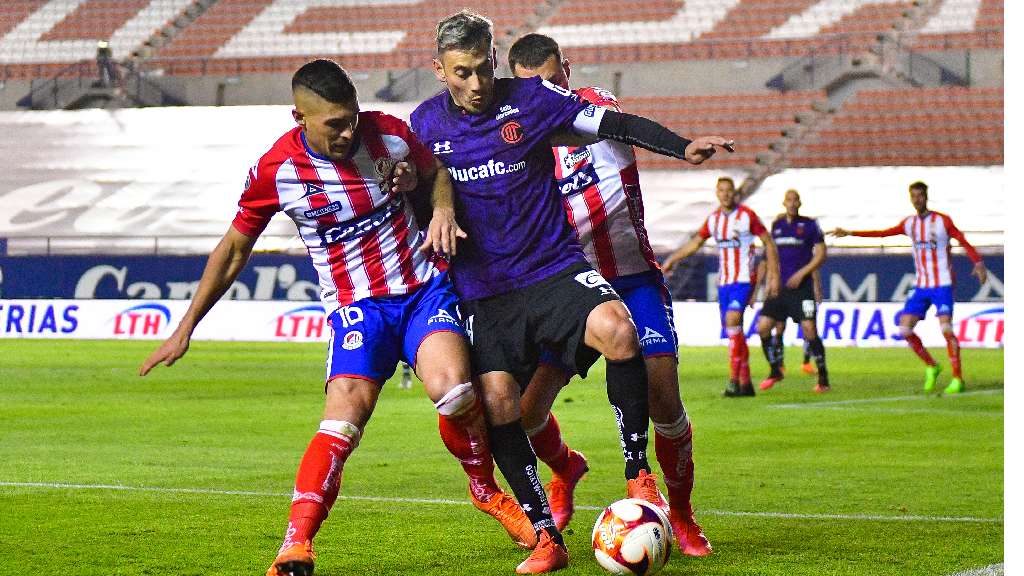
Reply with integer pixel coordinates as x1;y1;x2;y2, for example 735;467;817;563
597;109;692;160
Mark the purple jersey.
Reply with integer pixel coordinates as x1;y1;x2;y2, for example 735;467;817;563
771;215;824;284
411;77;594;300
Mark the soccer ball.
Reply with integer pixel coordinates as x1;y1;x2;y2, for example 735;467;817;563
591;498;673;575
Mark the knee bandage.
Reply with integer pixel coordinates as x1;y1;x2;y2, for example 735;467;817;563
319;420;361;448
434;382;477;418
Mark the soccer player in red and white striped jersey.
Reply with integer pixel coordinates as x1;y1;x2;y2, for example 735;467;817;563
664;177;780;397
831;181;988;394
140;60;535;576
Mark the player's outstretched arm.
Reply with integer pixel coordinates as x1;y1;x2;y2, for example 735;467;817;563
139;226;258;376
419;161;466;257
662;235;706;274
565;106;734;165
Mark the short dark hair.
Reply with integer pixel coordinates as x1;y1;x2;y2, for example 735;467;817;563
717;176;735;188
909;180;928;196
291;59;357;104
436;10;493;54
508;33;562;71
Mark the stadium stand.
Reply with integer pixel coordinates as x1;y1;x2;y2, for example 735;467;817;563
623;90;825;169
786;86;1003;167
147;0;551;75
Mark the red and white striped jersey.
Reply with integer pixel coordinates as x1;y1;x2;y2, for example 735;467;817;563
553;86;659;279
852;211;982;288
232;112;439;311
697;205;767;286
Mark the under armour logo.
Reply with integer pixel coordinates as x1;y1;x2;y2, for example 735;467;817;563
433;141;453;154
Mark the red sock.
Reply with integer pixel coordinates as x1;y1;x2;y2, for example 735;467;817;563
727;332;742;382
905;332;937;366
528;413;571;477
944;332;962;378
654;419;694;515
284;423;357;549
437;389;501;502
737;337;751;385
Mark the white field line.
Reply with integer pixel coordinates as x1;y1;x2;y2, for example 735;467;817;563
0;481;1002;524
770;389;1003;410
948;564;1004;576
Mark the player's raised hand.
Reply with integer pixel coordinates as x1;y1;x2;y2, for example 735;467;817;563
684;136;735;165
419;207;467;257
971;262;988;285
390;161;418;194
139;329;191;376
828;228;850;237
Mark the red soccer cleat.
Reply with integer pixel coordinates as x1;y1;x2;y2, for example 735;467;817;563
471;489;538;549
546;450;589;530
625;470;669;513
759;376;782;391
266;540;315;576
813;383;831;394
515;531;569;574
668;507;713;557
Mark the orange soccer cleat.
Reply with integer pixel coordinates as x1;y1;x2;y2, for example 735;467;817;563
515;531;569;574
471;489;538;549
668;507;713;557
546;450;589;530
759;376;782;391
266;540;315;576
626;470;669;513
801;362;817;375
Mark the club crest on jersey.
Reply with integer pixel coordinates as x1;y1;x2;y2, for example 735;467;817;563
495;104;520;121
433;141;453;154
374;157;398;194
501;121;524;145
341;330;363;350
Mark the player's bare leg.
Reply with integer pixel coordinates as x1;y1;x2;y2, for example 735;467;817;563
800;320;830;393
478;371;568;573
937;315;964;393
757;315;784;391
899;314;941;391
421;332;537;549
521;365;588;531
268;377;379;576
723;310;754;396
645;355;712;556
583;301;663;505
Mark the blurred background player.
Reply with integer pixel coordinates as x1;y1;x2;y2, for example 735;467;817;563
831;181;988;394
663;177;779;397
755;262;822;376
756;189;829;393
503;32;712;557
139;59;533;576
414;11;732;573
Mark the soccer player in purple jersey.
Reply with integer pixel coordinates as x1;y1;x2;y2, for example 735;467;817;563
412;10;733;573
502;33;712;557
756;189;830;393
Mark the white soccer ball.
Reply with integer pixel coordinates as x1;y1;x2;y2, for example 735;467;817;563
591;498;673;575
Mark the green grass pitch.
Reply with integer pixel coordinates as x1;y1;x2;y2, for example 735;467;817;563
0;340;1002;575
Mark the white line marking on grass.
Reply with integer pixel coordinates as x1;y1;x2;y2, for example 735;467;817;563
0;481;1002;524
771;389;1003;409
948;564;1004;576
